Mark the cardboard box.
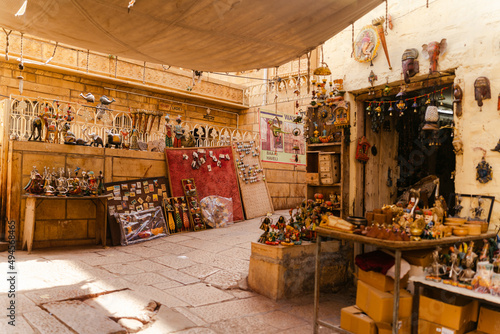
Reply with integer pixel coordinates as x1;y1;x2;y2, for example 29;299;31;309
340;305;377;334
356;280;413;323
357;268;408;292
376;317;411;334
477;306;500;334
419;295;479;330
418;319;476;334
403;249;435;267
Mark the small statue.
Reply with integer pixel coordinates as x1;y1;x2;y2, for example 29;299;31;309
173;116;184;148
87;171;98;196
459;242;478;284
97;171;105;195
448;248;462;285
56;168;68;196
164;114;173;147
130;126;140;150
42;167;56;196
426;247;446;280
24;166;44;194
67;168;82;196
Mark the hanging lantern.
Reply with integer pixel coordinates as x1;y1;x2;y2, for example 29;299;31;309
355;136;371;163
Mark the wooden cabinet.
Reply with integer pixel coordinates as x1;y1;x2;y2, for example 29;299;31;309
305;106;349;218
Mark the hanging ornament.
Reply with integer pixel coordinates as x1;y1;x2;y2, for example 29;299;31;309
474;77;491;112
355;136;371;163
425;95;431;105
388;103;394;116
476;157;492;184
333;102;350;128
453;84;463;117
366;103;372;115
372;17;392;69
353;25;380;65
375;103;382;115
412;98;418;113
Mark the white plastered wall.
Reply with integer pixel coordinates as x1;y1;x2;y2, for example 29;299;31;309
321;0;500;226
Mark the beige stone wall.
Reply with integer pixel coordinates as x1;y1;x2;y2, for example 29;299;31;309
6;141;167;248
0;62;240;128
0;33;245;106
240;107;306;210
321;0;500;223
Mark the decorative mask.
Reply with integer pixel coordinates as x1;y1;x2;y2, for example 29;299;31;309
355;136;371;163
474;77;491;109
453;84;463;117
452;137;463;155
422;39;447;74
401;48;419;84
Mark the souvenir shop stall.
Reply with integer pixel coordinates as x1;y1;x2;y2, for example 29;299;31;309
0;89;272;252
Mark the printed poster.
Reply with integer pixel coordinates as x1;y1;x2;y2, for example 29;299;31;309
259;109;306;165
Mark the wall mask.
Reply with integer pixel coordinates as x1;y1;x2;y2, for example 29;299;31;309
422;39;447;74
355;136;371;163
474;77;491;110
401;48;419;84
453;83;463;117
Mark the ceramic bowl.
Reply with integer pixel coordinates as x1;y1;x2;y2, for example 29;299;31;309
452;226;469;236
464;223;482;236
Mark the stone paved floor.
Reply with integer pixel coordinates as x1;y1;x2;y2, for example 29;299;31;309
0;210;355;333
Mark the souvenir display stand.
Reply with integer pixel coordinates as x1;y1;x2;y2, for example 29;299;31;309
104;176;170;246
232;141;273;219
313;226;497;334
181;178;206;231
21;194;111;254
305;102;349;218
165;146;244;221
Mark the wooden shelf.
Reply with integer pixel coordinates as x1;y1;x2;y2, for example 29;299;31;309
307;183;341;187
307;142;341;147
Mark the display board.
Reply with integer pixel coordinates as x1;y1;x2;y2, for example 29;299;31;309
232;141;274;219
104;176;170;246
259;109;306;165
165;146;244;222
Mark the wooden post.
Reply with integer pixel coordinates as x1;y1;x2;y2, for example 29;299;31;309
22;197;36;254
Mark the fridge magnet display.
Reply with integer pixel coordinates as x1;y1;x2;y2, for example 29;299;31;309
115;206;168;245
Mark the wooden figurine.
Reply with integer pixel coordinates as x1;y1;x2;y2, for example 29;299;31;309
165;114;173;147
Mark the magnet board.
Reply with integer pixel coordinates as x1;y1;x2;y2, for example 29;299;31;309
232;141;274;219
165;146;244;222
104;176;170;246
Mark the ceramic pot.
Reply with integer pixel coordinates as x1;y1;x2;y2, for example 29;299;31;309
464;223;482;236
467;221;488;234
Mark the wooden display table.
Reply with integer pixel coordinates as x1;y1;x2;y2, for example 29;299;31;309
21;194;111;254
313;226;497;334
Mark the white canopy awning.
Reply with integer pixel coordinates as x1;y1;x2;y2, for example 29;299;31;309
1;0;383;72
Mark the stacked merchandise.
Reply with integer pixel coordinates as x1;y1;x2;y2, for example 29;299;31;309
340;251;412;334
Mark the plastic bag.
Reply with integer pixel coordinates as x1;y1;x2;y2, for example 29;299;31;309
200;196;233;228
115;206;169;245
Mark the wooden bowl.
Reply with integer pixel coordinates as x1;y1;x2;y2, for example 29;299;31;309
464;223;482;236
444;217;466;226
467;221;488;234
452;226;469;236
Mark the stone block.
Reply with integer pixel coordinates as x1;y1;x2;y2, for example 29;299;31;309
23;309;73;334
166;283;234;307
267;183;289;197
138;307;196;333
296;171;306;183
66;200;96;219
248;241;346;300
289;183;306;197
22;153;65;176
35;200;66;219
272;197;288;210
44;300;126;334
265;169;294;182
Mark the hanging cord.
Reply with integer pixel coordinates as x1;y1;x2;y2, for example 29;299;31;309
351;22;354;58
274;65;279;114
86;49;90;73
2;28;12;61
19;32;24;69
306;51;311;94
385;0;389;35
44;41;58;64
426;0;429;8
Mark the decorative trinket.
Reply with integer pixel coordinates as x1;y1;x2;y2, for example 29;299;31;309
422;39;447;74
474;77;491;111
164;114;173;147
402;48;419;83
372;17;392;69
173;115;184;147
453;83;463;117
476;157;493;183
353;25;380;65
355;136;371;163
333;102;350;128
